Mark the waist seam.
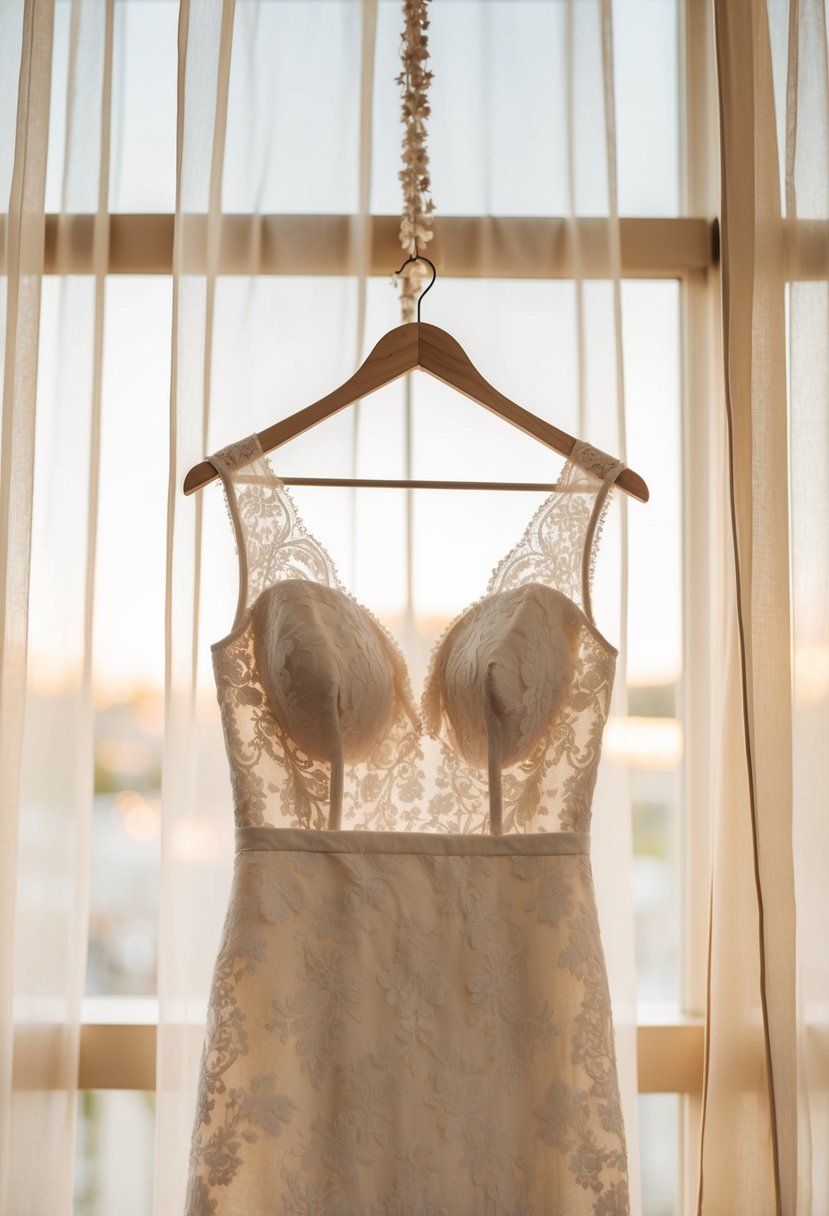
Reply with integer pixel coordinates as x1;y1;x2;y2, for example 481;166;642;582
234;825;590;857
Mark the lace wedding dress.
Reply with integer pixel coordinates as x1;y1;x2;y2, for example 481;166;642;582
184;432;630;1216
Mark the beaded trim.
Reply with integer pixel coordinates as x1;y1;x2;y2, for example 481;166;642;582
395;0;435;321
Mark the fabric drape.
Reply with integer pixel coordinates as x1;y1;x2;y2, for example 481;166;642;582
706;1;829;1211
1;0;114;1210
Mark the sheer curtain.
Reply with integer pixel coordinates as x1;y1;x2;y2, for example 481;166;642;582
1;1;113;1210
704;1;829;1212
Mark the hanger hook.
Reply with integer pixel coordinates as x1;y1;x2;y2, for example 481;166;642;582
393;246;437;322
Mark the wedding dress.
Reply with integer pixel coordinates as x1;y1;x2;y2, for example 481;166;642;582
184;431;630;1216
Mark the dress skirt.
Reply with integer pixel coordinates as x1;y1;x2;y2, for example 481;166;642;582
184;827;630;1216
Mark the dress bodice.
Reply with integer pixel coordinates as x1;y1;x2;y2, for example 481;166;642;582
209;432;623;835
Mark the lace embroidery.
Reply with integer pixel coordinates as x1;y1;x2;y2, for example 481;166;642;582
211;432;621;834
186;847;629;1214
516;854;629;1213
184;857;304;1213
487;439;621;606
420;612;612;831
213;623;332;828
428;1058;538;1214
267;934;365;1089
188;431;630;1212
420;441;621;835
212;436;341;606
211;435;423;830
368;1143;448;1215
375;917;451;1072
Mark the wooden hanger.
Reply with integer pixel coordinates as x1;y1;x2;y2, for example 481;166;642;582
183;255;649;502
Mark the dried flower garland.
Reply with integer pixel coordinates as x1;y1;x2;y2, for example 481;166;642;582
394;0;435;322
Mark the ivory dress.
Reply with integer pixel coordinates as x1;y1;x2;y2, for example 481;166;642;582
184;432;630;1216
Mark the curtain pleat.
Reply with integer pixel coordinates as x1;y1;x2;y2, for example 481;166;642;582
0;1;53;1204
788;0;829;1202
154;2;236;1210
595;3;640;1208
348;0;377;581
1;0;114;1211
708;1;829;1211
707;3;794;1207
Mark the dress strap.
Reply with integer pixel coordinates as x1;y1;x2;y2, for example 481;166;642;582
573;441;626;630
487;438;625;615
209;434;269;633
209;432;342;633
481;440;625;834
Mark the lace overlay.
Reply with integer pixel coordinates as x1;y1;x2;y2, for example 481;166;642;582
211;435;622;835
210;438;423;830
421;440;623;835
212;434;342;605
185;838;629;1216
186;431;631;1214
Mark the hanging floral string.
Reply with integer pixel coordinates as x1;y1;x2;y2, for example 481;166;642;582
394;0;435;322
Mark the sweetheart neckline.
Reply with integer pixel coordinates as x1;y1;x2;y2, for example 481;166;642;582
209;576;618;665
209;437;620;666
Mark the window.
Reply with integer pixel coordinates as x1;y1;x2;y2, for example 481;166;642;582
21;2;720;1212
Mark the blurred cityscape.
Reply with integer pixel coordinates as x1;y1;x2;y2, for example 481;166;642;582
86;693;163;998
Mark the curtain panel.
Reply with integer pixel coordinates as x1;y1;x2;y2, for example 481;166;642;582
706;1;829;1213
1;0;113;1209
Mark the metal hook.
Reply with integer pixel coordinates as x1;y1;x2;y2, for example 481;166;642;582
393;245;437;322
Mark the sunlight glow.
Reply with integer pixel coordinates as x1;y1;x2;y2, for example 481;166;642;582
604;716;683;770
113;790;161;843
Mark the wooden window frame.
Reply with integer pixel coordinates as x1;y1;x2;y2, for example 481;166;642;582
54;203;716;1107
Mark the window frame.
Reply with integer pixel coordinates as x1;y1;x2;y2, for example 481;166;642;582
61;203;716;1105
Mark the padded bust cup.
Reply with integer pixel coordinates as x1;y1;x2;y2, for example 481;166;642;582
426;583;583;770
251;579;397;763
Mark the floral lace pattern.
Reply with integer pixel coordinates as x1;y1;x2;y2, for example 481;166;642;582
185;842;629;1214
487;440;623;605
420;441;622;835
210;437;423;830
210;434;622;834
212;435;341;606
186;432;630;1213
